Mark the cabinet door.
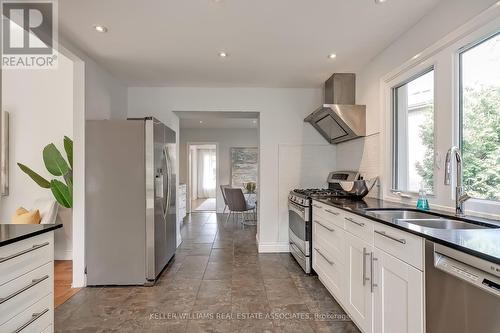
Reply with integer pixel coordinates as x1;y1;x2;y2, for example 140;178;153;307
345;232;373;333
373;249;423;333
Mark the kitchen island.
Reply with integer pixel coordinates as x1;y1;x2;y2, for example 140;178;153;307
0;224;62;333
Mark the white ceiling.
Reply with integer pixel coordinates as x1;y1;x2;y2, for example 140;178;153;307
59;0;441;87
176;111;259;129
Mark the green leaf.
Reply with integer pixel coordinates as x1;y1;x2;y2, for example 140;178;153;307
64;136;73;169
43;143;70;176
64;171;73;195
17;163;51;188
50;180;72;208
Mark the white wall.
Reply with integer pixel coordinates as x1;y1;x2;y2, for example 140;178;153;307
180;128;259;213
59;38;128;120
336;0;497;199
0;52;74;259
128;87;335;251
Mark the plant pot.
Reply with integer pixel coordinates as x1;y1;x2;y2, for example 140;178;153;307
54;206;72;260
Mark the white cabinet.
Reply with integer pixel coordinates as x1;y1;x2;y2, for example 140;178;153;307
178;184;187;222
373;249;424;333
344;231;373;333
0;232;54;333
312;215;346;303
311;200;424;333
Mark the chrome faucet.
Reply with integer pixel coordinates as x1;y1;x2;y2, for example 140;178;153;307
444;146;471;216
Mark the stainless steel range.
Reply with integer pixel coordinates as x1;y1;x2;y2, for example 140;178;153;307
288;171;360;274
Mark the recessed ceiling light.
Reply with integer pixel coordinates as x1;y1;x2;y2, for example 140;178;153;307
412;53;421;60
375;0;387;4
218;52;228;58
199;120;203;124
328;53;337;59
94;25;108;33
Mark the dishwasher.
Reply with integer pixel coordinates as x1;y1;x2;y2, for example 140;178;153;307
425;240;500;333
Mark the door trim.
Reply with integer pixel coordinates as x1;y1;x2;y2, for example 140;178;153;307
186;142;219;213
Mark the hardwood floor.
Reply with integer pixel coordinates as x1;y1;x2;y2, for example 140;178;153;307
54;260;81;308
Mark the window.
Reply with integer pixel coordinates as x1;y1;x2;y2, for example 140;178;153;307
392;69;435;193
459;33;500;201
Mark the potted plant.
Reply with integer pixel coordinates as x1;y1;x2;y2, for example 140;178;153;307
245;182;256;194
17;136;73;208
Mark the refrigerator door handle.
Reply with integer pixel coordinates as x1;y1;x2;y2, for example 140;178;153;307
163;146;171;218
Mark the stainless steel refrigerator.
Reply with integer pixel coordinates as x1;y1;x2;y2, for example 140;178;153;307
86;117;177;285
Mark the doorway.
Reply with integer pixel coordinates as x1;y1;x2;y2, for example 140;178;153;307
188;144;217;212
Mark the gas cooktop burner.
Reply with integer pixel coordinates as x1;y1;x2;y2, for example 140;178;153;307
292;188;346;198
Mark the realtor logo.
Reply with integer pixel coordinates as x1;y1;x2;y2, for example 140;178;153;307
1;0;58;69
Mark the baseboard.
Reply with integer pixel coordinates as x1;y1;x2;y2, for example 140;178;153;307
258;242;290;253
54;249;72;260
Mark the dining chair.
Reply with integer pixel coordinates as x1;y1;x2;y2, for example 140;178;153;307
220;185;231;214
224;188;256;224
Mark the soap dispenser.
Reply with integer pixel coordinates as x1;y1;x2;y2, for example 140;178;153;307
416;184;430;211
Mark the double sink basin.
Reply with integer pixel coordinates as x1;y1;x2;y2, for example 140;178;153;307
364;209;499;230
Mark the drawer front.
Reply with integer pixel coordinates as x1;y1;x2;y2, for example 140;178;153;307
374;224;424;270
343;212;374;244
1;293;53;333
0;233;53;286
313;216;345;264
0;262;53;325
312;201;345;228
313;241;345;303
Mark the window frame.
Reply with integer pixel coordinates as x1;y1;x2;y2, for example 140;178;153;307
457;31;500;203
391;66;436;195
380;5;500;218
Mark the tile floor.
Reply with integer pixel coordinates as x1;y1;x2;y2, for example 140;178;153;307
55;213;360;332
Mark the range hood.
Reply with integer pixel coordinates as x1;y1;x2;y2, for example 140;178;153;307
305;73;366;144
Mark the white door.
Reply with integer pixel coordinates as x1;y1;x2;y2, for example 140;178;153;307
345;232;373;333
373;249;424;333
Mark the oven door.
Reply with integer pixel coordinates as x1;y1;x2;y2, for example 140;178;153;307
288;200;310;233
288;200;311;274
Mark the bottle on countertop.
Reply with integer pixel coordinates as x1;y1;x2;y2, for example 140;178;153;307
416;183;430;211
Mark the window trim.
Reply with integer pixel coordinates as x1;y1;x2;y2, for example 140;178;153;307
391;66;436;195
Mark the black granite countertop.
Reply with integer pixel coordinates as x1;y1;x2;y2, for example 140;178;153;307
0;224;62;247
315;197;500;265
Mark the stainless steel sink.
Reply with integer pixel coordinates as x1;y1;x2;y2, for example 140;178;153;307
364;209;497;230
400;218;487;230
365;209;437;220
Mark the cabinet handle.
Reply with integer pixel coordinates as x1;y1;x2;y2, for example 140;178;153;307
0;275;49;305
13;308;49;333
345;217;365;227
314;220;334;232
314;248;334;266
325;209;340;216
313;204;322;208
362;247;370;286
0;242;50;264
375;230;406;244
370;253;378;292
